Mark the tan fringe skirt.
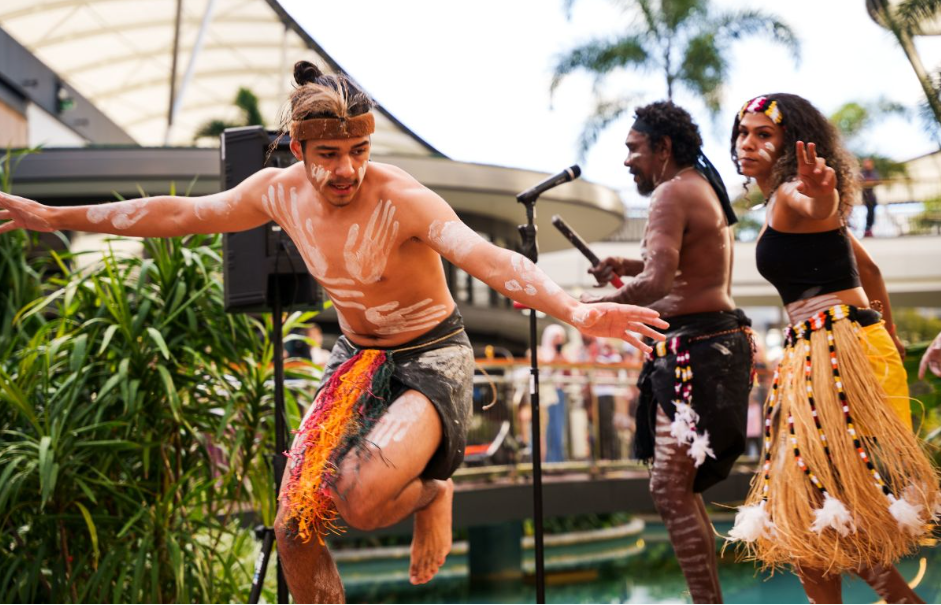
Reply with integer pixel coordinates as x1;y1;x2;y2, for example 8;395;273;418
729;305;939;573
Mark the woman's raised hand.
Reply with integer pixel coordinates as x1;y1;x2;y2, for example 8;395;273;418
794;141;836;200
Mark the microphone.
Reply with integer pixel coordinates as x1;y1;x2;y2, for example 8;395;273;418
517;165;581;202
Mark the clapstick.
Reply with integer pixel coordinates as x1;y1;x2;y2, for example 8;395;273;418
551;215;624;288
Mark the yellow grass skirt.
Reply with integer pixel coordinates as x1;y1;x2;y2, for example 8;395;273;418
729;305;939;572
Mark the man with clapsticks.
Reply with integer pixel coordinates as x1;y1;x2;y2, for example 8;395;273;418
581;101;753;603
0;62;670;603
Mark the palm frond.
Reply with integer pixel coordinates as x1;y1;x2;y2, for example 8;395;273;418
635;0;663;41
577;97;637;158
193;119;237;142
897;0;941;30
713;9;801;63
660;0;705;32
677;32;726;115
550;35;650;95
235;87;264;127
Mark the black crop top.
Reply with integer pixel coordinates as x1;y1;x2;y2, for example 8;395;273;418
755;225;861;305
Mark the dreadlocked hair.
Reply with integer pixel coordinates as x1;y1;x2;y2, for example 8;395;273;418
730;93;860;218
634;101;703;168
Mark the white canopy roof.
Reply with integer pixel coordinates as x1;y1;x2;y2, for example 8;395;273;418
0;0;439;156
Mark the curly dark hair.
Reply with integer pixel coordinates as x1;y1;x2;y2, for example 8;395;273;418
633;101;703;168
730;93;859;217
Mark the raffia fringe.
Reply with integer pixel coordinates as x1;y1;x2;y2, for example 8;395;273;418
733;314;939;572
280;348;394;543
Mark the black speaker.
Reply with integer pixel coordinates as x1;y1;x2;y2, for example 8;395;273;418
221;126;322;313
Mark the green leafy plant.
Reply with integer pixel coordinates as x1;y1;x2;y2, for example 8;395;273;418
193;88;265;144
0;229;321;602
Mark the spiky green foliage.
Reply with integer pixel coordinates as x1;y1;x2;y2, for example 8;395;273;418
0;230;320;602
552;0;800;155
0;148;45;362
193;87;265;143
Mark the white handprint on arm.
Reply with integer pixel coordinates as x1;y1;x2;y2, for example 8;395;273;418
344;199;399;284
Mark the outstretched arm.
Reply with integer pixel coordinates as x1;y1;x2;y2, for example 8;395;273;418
0;167;278;238
849;231;905;358
411;189;667;351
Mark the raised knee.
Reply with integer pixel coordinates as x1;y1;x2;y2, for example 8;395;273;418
334;496;382;531
274;512;301;551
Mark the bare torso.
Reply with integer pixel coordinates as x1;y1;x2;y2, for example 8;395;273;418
644;170;735;319
267;161;454;348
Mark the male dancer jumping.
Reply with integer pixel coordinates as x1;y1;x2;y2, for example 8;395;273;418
0;62;667;603
583;102;752;604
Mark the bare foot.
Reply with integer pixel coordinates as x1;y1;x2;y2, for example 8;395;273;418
409;478;453;585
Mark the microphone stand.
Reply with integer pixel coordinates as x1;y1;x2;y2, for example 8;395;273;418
249;277;290;605
516;193;546;604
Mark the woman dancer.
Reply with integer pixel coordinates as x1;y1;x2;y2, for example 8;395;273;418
726;93;938;603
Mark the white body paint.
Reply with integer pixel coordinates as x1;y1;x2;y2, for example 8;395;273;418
505;280;522;292
344;199;400;283
786;294;844;324
310;164;332;187
370;394;426;448
427;220;483;262
87;199;151;230
571;305;593;327
414;345;472;384
365;299;448;335
357;163;367;184
262;183;330;278
194;193;237;220
758;149;772;162
509;252;562;296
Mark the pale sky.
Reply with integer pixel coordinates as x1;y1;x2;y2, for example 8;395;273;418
281;0;941;206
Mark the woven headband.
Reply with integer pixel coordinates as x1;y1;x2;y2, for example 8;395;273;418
738;96;783;125
290;112;375;141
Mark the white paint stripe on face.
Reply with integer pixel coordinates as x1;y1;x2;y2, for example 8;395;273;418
310;164;332;187
764;142;776;153
758;149;772;162
357;163;367;184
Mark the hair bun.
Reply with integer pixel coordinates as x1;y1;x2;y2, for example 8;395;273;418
294;61;323;85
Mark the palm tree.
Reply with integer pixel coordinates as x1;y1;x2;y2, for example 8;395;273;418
867;0;941;135
551;0;800;154
193;87;265;143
